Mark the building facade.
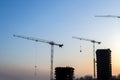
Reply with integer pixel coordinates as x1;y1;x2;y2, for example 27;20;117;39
96;49;112;80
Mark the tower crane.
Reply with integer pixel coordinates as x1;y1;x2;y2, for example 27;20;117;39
95;15;120;18
13;34;63;80
72;36;101;79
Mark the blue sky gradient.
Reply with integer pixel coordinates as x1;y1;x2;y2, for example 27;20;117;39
0;0;120;80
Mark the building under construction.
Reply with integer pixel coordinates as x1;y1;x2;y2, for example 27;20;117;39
55;67;74;80
96;49;112;80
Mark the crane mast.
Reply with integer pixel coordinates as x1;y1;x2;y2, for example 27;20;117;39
13;34;63;80
72;36;101;79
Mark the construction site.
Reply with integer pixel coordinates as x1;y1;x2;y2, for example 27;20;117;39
13;34;115;80
1;0;120;80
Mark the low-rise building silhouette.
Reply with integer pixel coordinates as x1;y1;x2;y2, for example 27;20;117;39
55;67;74;80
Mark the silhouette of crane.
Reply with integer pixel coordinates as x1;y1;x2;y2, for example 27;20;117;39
34;65;37;76
95;15;120;18
13;34;63;80
72;36;101;79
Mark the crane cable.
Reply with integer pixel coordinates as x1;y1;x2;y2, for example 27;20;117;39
34;43;38;77
80;40;82;52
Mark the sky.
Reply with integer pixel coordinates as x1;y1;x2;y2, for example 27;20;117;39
0;0;120;80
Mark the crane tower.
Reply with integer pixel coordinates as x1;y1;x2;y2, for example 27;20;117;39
72;36;101;79
13;34;63;80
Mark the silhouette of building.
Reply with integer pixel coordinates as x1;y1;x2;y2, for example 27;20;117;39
55;67;74;80
75;75;93;80
96;49;112;80
84;75;93;80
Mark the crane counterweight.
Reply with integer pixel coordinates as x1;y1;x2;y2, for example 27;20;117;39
59;44;63;47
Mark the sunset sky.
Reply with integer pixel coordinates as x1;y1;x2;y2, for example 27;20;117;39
0;0;120;80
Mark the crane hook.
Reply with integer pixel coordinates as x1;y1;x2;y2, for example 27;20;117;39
80;45;82;52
